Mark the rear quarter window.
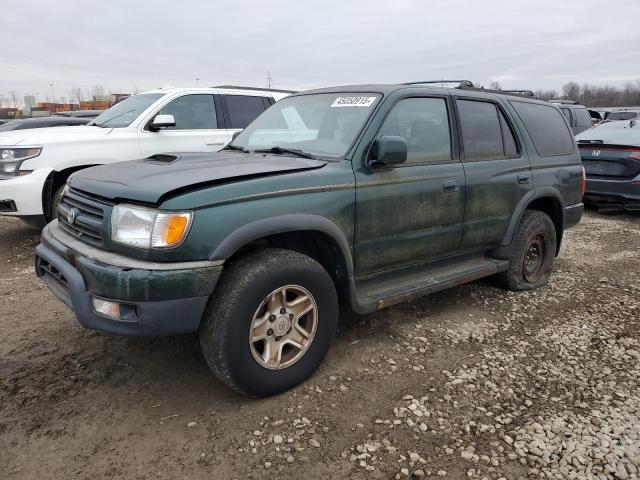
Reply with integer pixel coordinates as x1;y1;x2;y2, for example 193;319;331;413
511;101;575;156
574;107;592;128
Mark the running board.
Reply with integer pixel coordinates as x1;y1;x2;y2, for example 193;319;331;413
356;256;509;310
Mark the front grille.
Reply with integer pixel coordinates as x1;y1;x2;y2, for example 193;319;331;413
58;188;109;248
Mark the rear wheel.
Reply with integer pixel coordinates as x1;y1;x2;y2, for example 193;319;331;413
199;248;338;397
500;210;557;291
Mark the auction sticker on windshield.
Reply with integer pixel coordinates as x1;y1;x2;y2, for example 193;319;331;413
330;96;377;108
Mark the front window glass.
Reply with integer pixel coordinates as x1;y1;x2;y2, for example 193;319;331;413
378;97;452;164
157;94;216;129
231;93;381;158
91;93;164;128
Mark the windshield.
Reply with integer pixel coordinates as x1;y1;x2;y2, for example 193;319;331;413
90;93;164;128
576;121;640;146
230;93;381;158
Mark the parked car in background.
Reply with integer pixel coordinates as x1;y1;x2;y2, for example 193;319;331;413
34;81;584;397
576;120;640;212
0;116;91;132
54;110;104;118
0;86;291;228
550;100;593;135
604;110;639;122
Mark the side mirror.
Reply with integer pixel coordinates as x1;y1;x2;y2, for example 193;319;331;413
368;135;407;168
150;114;176;131
231;131;241;141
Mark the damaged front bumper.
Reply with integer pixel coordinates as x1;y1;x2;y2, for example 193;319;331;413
35;220;223;336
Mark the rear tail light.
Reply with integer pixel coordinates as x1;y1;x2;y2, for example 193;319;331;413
581;165;586;195
629;151;640;161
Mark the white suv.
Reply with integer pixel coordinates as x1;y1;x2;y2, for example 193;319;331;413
0;86;290;228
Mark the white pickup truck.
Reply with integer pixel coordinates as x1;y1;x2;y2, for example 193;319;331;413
0;86;290;227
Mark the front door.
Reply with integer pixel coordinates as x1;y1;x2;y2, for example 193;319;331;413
354;95;465;276
138;93;230;157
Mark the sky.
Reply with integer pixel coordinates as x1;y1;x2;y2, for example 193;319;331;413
1;0;639;103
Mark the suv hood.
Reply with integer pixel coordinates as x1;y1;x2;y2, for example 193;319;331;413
68;151;327;204
0;124;111;146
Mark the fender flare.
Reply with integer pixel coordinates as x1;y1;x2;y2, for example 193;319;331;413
500;187;565;247
209;213;354;277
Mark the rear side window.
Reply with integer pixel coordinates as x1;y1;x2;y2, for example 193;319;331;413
561;108;573;125
223;95;270;129
511;101;575;156
457;100;516;160
575;108;592;128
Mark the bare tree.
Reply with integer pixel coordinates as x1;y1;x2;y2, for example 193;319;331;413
9;90;19;109
489;81;502;91
91;85;106;100
70;87;84;105
562;81;581;101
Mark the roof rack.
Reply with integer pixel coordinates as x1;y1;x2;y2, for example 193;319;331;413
213;85;297;94
403;80;535;98
404;80;475;88
549;99;578;104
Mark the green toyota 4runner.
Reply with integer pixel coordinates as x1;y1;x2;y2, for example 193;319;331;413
35;82;584;397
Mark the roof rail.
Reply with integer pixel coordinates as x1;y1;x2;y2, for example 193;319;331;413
549;99;578;104
213;85;297;94
498;89;535;97
404;80;475;88
403;81;535;98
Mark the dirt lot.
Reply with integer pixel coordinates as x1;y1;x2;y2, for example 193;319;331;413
1;211;639;480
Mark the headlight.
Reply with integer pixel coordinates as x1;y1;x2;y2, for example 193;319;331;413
0;147;41;175
111;204;192;249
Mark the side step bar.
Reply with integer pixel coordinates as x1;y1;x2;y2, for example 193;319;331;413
356;256;509;311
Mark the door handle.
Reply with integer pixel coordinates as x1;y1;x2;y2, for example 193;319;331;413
517;174;530;184
205;141;225;146
442;180;460;193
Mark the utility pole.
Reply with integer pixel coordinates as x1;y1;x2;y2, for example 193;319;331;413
195;77;200;87
266;71;272;90
50;83;55;113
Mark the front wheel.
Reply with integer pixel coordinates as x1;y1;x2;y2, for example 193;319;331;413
499;210;557;291
49;184;66;221
199;248;338;397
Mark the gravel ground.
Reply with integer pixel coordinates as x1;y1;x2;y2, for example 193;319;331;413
1;210;639;480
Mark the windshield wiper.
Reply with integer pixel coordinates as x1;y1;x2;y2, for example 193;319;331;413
254;146;316;159
90;109;136;128
222;144;250;153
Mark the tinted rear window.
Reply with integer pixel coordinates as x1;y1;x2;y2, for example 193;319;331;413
511;101;575;156
575;108;592;128
457;100;504;159
224;95;269;129
607;111;638;121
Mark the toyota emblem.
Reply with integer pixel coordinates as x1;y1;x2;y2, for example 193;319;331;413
67;207;79;225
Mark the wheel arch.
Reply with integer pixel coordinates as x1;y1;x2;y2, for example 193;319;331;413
209;214;355;306
497;188;565;257
42;164;100;220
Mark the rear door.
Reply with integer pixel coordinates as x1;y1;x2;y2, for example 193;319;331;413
138;93;230;156
454;96;533;250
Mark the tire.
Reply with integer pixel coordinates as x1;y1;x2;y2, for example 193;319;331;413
49;184;66;221
199;248;339;397
499;210;557;291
